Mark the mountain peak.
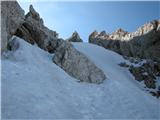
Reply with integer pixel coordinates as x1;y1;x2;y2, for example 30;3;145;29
72;31;79;37
99;31;106;36
112;28;128;36
26;4;43;24
135;19;160;36
29;4;35;13
67;31;83;42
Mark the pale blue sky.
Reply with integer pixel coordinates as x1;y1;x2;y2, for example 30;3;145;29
18;1;160;42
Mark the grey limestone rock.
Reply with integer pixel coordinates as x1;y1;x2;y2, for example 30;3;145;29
1;1;25;52
53;41;106;84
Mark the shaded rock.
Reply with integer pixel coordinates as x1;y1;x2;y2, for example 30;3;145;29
14;22;35;44
99;31;107;36
46;38;64;53
125;58;158;89
14;5;58;52
129;66;144;81
150;91;160;98
142;60;159;79
89;30;99;43
1;1;25;52
118;62;129;68
67;31;83;42
144;76;156;89
53;41;106;83
7;36;20;51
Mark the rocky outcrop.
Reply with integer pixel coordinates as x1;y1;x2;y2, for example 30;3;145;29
1;1;25;52
89;20;160;63
129;65;156;89
119;58;160;90
53;41;106;83
119;57;160;97
1;2;58;53
14;5;58;52
67;31;83;42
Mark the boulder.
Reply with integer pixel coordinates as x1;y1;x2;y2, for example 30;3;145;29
53;41;106;83
1;1;25;53
67;31;83;42
7;36;20;51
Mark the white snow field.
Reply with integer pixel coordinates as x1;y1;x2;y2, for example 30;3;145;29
2;37;159;119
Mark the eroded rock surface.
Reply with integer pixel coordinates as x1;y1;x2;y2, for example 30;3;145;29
14;5;58;52
1;1;25;52
53;41;106;83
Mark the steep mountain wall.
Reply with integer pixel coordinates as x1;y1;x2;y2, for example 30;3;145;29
89;20;160;63
1;1;25;52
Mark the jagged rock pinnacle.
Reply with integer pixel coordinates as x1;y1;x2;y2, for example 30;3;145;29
67;31;83;42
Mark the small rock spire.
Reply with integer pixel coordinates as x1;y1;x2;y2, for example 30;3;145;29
29;4;35;13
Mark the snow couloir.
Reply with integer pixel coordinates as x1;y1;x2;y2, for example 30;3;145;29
2;37;158;119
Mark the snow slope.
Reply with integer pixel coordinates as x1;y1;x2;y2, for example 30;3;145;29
2;37;159;119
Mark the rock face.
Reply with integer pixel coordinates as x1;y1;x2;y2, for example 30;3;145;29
53;41;106;83
67;31;83;42
14;5;58;52
1;2;58;53
1;1;25;52
89;20;160;63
